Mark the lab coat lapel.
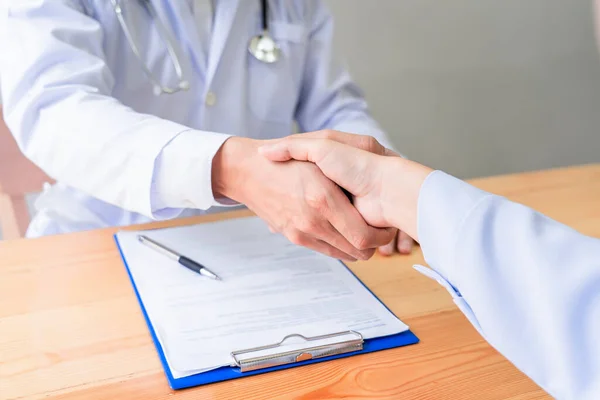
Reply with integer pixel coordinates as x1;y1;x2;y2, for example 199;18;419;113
152;0;206;76
205;0;240;86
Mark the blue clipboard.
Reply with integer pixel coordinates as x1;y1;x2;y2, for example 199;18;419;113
114;233;419;390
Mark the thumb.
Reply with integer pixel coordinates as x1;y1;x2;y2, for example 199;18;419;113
258;142;294;162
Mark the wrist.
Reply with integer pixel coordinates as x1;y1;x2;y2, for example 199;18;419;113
380;158;432;240
211;137;258;201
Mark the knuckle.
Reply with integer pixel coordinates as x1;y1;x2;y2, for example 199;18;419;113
286;230;305;246
298;217;320;234
360;248;376;260
359;135;382;154
368;137;382;153
320;129;336;140
321;247;338;258
356;135;371;150
305;190;329;212
302;162;321;176
351;233;371;251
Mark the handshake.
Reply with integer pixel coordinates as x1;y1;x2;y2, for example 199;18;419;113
213;130;433;262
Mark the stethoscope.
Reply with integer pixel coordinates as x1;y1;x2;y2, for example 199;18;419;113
111;0;280;96
248;0;281;64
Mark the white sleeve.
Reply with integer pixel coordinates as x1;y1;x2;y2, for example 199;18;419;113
0;0;229;218
151;132;235;220
416;171;600;399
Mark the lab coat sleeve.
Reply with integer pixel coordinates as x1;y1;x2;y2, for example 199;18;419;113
294;2;397;152
151;132;236;218
0;0;230;219
416;171;600;399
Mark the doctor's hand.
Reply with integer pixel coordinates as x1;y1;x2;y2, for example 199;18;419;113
258;132;433;242
211;137;396;262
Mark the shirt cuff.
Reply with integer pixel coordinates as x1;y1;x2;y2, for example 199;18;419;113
417;170;492;284
150;130;235;220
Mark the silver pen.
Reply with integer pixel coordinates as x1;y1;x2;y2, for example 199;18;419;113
138;235;221;281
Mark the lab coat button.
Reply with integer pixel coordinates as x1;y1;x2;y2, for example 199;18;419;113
205;91;217;106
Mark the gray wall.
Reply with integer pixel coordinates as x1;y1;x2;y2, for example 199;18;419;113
326;0;600;178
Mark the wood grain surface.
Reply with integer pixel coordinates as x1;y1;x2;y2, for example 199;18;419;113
2;164;599;399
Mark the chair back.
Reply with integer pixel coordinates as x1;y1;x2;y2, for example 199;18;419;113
0;108;50;195
0;107;52;238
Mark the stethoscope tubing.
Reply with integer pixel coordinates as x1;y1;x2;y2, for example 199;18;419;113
113;0;277;96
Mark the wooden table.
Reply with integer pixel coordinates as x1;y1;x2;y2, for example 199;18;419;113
2;164;599;399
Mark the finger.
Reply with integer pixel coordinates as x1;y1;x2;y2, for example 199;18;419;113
286;230;357;262
302;130;395;157
260;133;398;164
259;137;331;163
310;239;357;262
396;230;414;254
378;236;397;256
268;225;277;234
316;221;376;261
295;210;373;260
317;131;401;158
325;186;397;251
321;131;388;156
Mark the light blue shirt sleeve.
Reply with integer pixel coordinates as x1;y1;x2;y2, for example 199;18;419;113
416;171;600;399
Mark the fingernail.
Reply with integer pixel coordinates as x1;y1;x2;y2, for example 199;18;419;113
400;240;412;254
379;248;393;256
359;250;375;260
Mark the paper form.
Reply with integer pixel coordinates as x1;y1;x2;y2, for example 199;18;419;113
116;217;409;378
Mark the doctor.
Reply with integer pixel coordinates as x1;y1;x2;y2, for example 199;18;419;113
0;0;411;259
260;132;600;399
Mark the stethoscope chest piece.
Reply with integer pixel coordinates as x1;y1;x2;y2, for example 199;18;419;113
249;32;280;64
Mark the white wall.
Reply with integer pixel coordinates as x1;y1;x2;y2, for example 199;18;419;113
326;0;600;178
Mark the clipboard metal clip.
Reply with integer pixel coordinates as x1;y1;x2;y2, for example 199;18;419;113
230;330;364;373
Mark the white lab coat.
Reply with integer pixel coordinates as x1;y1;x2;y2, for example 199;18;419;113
417;171;600;399
0;0;392;237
